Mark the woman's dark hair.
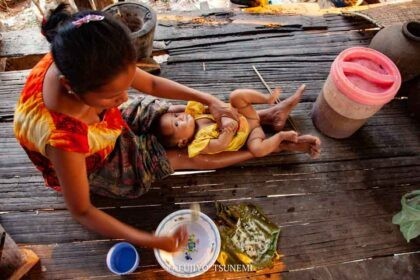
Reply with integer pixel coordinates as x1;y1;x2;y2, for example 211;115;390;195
41;3;137;94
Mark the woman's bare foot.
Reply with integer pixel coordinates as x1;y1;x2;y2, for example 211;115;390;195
278;134;321;159
267;87;281;104
258;84;305;131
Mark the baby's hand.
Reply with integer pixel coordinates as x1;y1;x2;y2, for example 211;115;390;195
157;225;189;252
220;117;238;134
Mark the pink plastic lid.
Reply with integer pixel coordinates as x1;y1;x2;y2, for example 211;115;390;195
331;47;401;106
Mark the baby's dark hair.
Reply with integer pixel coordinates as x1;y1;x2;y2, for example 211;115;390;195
41;3;137;94
153;115;178;149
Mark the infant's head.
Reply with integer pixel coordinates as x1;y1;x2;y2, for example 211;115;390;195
157;112;196;148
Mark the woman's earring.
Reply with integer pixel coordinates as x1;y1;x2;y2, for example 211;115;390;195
58;75;74;95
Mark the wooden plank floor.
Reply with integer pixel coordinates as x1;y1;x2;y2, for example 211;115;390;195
0;11;419;279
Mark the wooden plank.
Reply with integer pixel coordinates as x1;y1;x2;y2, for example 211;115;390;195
0;61;412;115
2;100;418;161
20;241;161;279
167;34;373;63
0;13;332;59
2;122;418;179
229;13;328;26
1;154;419;212
163;32;294;51
0;66;328;118
1;158;419;213
0;14;369;62
324;14;378;31
0;28;49;58
155;13;329;41
21;249;420;279
0;11;418;279
2;182;418;245
1;205;179;244
4;54;45;72
20;241;285;279
0;13;373;63
0;68;327;117
0;29;374;117
3;186;419;275
0;177;65;212
1;99;419;187
166;30;375;54
157;10;327;26
166;43;368;63
156;23;305;41
282;252;420;280
0;70;29;120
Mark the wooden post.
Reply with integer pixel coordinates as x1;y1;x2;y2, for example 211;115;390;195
0;225;24;278
0;224;39;280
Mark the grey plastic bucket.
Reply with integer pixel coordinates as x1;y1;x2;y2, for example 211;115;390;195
103;2;157;59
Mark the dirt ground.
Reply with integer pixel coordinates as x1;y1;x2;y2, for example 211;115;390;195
0;0;340;31
0;0;235;31
0;0;40;31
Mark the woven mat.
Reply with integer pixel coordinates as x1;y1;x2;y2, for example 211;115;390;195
345;1;420;28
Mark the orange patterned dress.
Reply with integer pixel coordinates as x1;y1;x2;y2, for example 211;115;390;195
13;54;127;191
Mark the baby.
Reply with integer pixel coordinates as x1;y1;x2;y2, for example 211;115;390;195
156;87;302;158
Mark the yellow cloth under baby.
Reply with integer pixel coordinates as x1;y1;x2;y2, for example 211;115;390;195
186;101;250;158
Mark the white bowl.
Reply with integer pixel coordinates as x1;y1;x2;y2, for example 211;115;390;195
154;209;221;278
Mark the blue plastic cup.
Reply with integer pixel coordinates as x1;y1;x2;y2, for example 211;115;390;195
106;242;140;275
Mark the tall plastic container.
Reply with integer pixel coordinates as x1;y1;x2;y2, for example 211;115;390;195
311;47;401;139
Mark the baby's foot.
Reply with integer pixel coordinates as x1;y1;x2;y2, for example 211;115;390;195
278;130;298;143
267;87;282;105
260;84;305;131
280;134;321;159
298;135;321;159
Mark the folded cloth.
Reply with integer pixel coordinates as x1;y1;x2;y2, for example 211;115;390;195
215;202;281;271
393;190;420;242
88;96;173;199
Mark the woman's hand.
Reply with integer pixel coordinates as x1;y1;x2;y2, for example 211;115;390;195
156;225;189;252
208;100;239;131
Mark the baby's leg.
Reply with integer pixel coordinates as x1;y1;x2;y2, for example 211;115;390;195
278;135;321;159
258;84;305;131
229;89;281;126
247;127;298;157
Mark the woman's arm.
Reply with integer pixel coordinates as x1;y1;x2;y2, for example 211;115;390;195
131;68;239;126
45;146;187;252
167;104;186;113
167;148;254;170
132;68;221;106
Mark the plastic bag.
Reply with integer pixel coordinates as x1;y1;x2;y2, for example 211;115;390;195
215;202;281;271
392;190;420;242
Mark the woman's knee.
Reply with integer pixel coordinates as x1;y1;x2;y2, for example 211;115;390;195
249;143;266;157
247;136;266;157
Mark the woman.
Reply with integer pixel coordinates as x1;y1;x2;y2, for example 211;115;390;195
14;4;320;253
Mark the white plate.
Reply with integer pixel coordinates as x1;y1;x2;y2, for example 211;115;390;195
153;209;221;278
